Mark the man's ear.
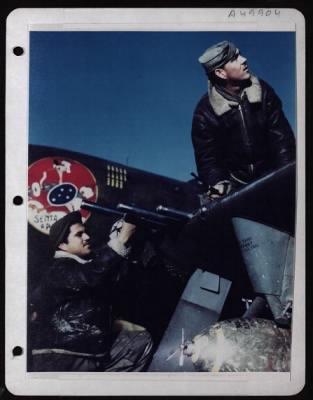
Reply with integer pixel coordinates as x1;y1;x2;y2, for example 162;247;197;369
214;68;227;80
58;242;67;251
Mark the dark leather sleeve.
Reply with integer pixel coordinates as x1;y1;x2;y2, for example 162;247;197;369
263;80;296;167
191;95;229;187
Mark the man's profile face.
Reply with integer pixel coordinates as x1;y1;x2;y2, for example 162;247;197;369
59;223;91;257
219;49;251;81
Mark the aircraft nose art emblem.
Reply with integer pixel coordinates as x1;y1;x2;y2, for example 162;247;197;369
47;183;78;205
28;157;98;234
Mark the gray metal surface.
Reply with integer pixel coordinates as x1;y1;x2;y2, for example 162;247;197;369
232;218;293;295
182;270;228;313
148;269;231;372
280;237;294;304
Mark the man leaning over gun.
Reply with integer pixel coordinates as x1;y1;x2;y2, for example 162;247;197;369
30;211;153;372
192;40;295;200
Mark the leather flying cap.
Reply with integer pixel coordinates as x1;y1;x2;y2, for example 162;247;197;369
49;211;83;250
198;41;237;73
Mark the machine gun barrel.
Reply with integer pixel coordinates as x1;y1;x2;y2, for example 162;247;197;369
156;205;193;222
81;200;181;228
81;200;124;218
192;162;296;235
116;203;180;226
82;162;295;233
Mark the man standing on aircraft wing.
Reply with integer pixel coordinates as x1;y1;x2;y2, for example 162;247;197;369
192;40;295;200
30;211;153;372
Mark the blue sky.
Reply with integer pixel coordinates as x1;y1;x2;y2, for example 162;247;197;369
29;31;296;181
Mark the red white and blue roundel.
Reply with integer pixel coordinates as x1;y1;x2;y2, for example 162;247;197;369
28;157;98;234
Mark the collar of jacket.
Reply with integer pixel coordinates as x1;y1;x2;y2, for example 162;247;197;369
54;250;92;264
208;75;262;116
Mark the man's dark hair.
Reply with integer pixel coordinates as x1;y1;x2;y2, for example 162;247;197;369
207;70;227;86
56;228;70;248
49;211;83;251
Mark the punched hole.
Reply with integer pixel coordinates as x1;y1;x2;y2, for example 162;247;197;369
13;196;23;206
13;46;24;56
12;346;23;356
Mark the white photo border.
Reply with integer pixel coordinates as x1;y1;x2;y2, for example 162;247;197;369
5;7;305;396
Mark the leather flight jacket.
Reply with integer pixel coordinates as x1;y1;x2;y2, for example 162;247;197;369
191;76;296;188
30;246;127;356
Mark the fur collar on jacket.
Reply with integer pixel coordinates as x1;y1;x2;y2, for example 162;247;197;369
54;250;92;264
208;75;262;116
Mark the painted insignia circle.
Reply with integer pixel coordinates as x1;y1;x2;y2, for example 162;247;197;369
28;157;98;234
47;183;78;206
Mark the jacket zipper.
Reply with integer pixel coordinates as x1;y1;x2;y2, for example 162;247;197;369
238;101;254;174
